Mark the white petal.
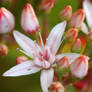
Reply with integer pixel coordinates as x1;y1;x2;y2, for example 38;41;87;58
40;68;54;92
13;31;41;58
46;21;67;54
81;22;89;35
83;0;92;28
56;53;81;64
3;61;41;77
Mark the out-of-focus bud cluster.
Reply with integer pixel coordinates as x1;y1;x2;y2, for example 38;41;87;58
0;44;8;56
49;82;65;92
0;7;15;34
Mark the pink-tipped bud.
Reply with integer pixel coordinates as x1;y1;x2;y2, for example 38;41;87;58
16;56;28;64
58;56;69;68
70;55;88;78
49;82;65;92
68;9;85;28
21;3;40;34
40;0;55;11
0;44;8;56
66;28;78;41
71;38;82;53
60;5;72;21
0;7;15;34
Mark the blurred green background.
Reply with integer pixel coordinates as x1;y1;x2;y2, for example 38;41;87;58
0;0;81;92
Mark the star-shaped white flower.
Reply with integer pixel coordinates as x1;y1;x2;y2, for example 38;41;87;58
3;21;81;92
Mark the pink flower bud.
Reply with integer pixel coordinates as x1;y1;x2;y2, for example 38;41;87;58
16;56;28;64
0;7;15;34
60;5;72;21
21;3;40;34
66;28;78;41
70;55;88;78
73;81;86;90
53;76;58;82
40;0;55;11
58;56;69;68
71;38;82;53
49;82;65;92
68;9;85;28
0;44;8;56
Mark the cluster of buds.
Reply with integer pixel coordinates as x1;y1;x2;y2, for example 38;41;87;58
0;1;91;92
60;6;85;28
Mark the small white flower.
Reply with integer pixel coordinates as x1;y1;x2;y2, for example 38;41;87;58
3;21;81;92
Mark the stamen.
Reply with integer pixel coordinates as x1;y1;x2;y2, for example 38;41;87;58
61;37;65;43
38;31;45;54
16;48;32;58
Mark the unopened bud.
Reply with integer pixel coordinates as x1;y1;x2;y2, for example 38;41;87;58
70;55;88;78
16;56;28;64
0;7;15;34
53;76;58;82
71;38;82;53
21;3;40;34
58;56;69;68
65;28;78;41
60;5;72;21
68;9;85;28
49;82;65;92
0;44;8;56
40;0;55;11
73;81;86;90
